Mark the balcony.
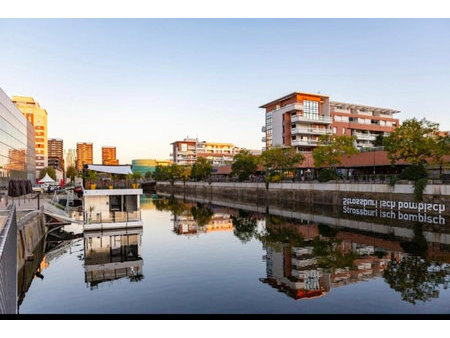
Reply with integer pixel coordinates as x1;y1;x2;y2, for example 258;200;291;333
87;210;142;224
354;132;376;141
269;102;303;114
261;126;266;132
261;136;266;142
291;139;318;147
291;114;332;124
292;127;332;135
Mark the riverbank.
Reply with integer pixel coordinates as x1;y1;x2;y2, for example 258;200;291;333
156;181;450;216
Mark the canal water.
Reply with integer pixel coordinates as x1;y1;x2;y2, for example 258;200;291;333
19;194;450;314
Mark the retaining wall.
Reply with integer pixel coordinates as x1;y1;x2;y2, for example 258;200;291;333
156;181;450;216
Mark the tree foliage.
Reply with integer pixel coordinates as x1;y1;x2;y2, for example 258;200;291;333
153;165;170;181
39;166;56;180
190;157;213;181
383;118;447;166
231;149;259;181
66;166;77;182
313;135;359;168
144;171;153;180
260;147;304;182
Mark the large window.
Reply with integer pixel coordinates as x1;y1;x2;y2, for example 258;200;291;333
303;100;319;119
265;111;273;147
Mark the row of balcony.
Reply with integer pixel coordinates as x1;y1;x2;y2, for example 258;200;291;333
291;114;332;124
292;127;332;135
291;139;318;147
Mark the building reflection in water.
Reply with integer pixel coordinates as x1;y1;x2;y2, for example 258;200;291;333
257;214;449;303
84;228;144;289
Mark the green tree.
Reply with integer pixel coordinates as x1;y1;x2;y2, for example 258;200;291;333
131;171;142;181
190;157;213;181
66;166;77;183
383;118;443;166
153;165;170;181
373;134;384;147
260;147;304;183
431;134;450;176
190;204;214;227
39;166;56;180
167;163;185;184
313;134;359;168
144;171;153;180
231;149;259;181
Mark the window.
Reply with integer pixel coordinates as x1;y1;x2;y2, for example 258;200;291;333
303;100;319;119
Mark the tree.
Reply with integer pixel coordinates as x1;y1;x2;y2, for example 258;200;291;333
190;157;213;181
131;171;142;181
153;165;170;181
144;171;153;180
383;118;444;166
231;149;259;182
66;166;77;183
313;134;359;168
167;163;185;184
260;147;304;183
430;134;450;176
39;166;56;180
373;134;384;147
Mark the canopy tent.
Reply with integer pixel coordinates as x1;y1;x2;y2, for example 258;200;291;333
39;173;56;184
86;165;133;175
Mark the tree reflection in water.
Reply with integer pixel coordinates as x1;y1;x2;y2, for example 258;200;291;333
383;222;449;304
231;210;258;244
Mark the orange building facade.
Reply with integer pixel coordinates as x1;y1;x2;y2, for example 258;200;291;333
261;92;399;152
102;146;119;165
76;142;93;171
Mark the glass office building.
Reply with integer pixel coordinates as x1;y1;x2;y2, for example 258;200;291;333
0;88;36;187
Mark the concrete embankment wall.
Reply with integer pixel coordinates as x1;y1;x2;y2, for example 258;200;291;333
17;210;46;272
156;181;450;216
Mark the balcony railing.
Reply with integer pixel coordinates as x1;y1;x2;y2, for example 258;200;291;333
354;133;376;141
84;179;140;190
291;139;318;147
292;127;332;135
87;210;142;224
291;114;332;124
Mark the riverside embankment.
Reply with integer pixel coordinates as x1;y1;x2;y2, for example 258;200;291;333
156;181;450;217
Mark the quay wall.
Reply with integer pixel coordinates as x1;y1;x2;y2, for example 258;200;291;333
17;210;46;272
156;181;450;216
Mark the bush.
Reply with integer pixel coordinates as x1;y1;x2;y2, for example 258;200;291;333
389;175;399;187
414;177;428;202
318;168;339;182
400;165;428;181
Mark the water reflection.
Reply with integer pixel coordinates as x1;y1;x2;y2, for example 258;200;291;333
19;194;450;313
84;229;144;289
157;195;450;305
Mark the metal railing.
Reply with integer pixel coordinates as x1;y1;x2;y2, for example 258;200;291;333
86;210;142;224
84;180;141;190
0;204;17;314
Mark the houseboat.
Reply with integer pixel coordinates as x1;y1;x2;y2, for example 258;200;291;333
82;165;143;231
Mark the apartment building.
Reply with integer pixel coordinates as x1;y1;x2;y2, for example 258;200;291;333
260;92;399;151
12;95;48;177
76;142;93;171
102;146;119;165
171;138;239;166
48;138;64;172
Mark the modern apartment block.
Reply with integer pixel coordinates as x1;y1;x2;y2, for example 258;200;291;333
12;95;48;177
330;101;399;149
76;142;93;171
171;138;238;166
260;92;399;151
102;146;119;165
0;88;36;185
48;138;64;172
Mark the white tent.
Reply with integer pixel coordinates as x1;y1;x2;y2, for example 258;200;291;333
38;173;56;183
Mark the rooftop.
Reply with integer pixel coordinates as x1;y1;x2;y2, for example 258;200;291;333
330;101;400;114
259;91;330;108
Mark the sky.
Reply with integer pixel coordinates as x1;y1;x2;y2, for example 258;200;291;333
1;19;449;164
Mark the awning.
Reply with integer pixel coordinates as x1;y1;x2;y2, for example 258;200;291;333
87;165;133;175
